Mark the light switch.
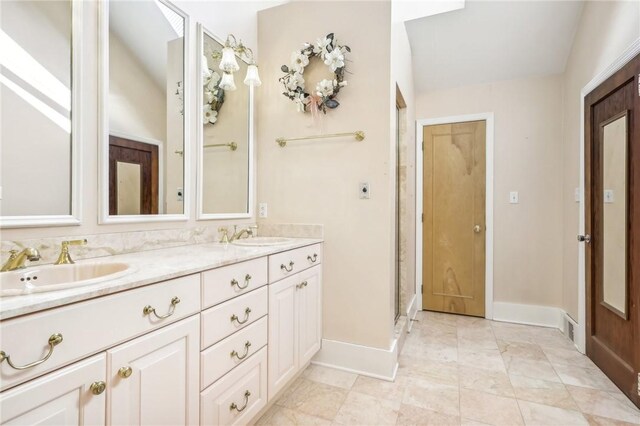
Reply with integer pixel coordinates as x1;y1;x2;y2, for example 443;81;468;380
509;191;519;204
177;187;183;202
359;182;370;199
258;203;268;218
604;189;614;203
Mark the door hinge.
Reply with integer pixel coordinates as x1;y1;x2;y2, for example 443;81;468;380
421;141;424;151
421;213;424;223
637;373;640;396
638;74;640;96
421;285;423;294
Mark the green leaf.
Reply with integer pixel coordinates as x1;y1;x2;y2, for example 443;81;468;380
344;45;351;52
281;65;289;73
327;33;334;40
325;99;339;109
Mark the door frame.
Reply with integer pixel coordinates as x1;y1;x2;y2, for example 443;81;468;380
577;37;640;354
415;113;495;318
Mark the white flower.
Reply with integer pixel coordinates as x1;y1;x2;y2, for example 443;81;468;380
313;37;332;57
293;93;308;113
203;104;218;124
291;51;309;73
206;71;221;91
339;80;348;87
324;49;345;71
204;90;214;104
286;72;304;91
316;79;334;97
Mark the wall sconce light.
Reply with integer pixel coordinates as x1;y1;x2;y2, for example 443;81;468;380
215;34;261;90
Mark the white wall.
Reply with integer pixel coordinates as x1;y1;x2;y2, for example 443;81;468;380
561;0;640;320
257;1;395;350
416;75;565;308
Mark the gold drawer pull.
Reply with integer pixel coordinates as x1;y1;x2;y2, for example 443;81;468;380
0;333;63;370
231;274;252;290
143;296;180;319
118;366;133;378
281;261;294;272
231;307;252;325
296;281;308;290
307;254;318;263
230;390;251;412
230;341;252;360
90;381;106;395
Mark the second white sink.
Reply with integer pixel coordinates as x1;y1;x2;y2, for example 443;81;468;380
0;262;131;297
232;237;293;247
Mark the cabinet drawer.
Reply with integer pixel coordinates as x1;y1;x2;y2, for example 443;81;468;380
201;257;268;309
201;286;268;350
268;243;323;283
200;316;267;390
0;274;200;391
200;347;267;426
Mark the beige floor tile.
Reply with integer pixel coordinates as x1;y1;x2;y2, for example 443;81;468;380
530;329;576;350
509;374;578;410
498;340;546;362
503;357;561;382
257;406;332;426
458;365;514;397
405;340;459;363
397;355;459;387
553;364;619;392
396;404;461;425
458;348;506;372
302;365;358;390
584;414;640;426
402;378;460;416
333;391;400;425
567;385;640;424
518;400;588;425
459;389;524;425
541;346;597;369
277;378;348;421
460;419;491;426
351;375;408;405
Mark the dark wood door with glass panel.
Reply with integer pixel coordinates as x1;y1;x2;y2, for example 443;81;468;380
584;53;640;407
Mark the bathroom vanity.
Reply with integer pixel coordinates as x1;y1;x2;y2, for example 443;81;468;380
0;239;323;425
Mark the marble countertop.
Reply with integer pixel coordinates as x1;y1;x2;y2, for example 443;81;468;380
0;238;322;321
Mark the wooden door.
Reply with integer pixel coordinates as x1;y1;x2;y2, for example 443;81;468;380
298;265;322;366
423;121;486;317
268;274;299;400
0;354;106;425
107;316;199;426
109;136;159;215
584;53;640;407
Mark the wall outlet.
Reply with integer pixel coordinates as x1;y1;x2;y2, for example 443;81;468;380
509;191;519;204
258;203;268;218
359;182;370;199
177;187;183;202
604;189;614;203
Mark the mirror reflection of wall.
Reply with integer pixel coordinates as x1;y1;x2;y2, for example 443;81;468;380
201;32;250;215
602;113;628;318
108;0;185;216
0;0;72;217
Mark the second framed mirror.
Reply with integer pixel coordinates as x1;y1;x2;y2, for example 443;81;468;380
196;24;254;220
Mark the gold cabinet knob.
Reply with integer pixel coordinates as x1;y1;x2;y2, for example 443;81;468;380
473;225;482;233
90;381;106;395
118;366;133;378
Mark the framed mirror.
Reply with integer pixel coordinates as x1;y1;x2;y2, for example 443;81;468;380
0;0;82;228
196;24;253;220
600;111;629;319
98;0;190;224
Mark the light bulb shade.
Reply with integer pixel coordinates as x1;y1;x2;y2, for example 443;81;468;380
244;64;262;87
219;47;239;72
219;72;236;91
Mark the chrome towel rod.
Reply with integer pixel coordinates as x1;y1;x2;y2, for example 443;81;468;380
276;131;365;147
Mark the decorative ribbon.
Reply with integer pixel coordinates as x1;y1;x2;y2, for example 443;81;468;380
308;94;323;127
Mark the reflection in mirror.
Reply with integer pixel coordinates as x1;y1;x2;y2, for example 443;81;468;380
0;0;80;227
602;112;628;318
198;28;251;218
105;0;186;219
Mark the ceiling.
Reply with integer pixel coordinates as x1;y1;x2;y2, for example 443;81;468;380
406;0;584;92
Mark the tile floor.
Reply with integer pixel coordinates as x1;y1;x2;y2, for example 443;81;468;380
256;311;640;426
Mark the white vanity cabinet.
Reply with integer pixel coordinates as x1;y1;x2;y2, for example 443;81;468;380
267;244;323;400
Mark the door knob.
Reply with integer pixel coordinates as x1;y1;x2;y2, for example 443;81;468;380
473;225;482;233
577;234;591;243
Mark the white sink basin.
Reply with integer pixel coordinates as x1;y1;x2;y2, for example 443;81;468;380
0;262;131;297
232;237;293;247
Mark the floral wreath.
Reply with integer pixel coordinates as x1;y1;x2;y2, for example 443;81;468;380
279;33;350;114
203;67;225;125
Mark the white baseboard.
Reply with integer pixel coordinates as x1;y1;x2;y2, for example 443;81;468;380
406;294;418;333
312;338;398;381
492;302;564;329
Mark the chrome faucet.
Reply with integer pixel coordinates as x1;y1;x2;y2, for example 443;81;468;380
1;248;41;272
229;225;253;242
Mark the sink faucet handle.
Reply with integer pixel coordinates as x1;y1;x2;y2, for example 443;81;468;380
249;225;258;237
218;227;230;244
55;239;87;265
